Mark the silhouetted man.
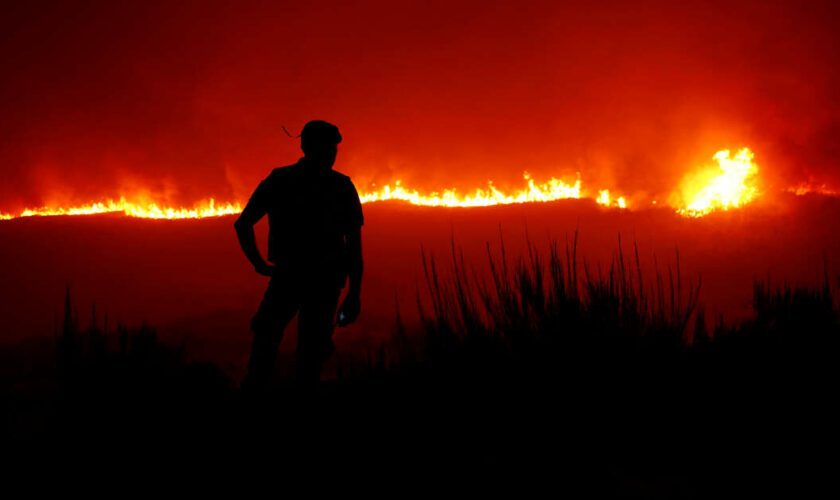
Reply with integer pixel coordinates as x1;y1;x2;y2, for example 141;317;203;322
234;120;363;393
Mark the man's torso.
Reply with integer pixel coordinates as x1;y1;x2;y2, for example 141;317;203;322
261;161;360;283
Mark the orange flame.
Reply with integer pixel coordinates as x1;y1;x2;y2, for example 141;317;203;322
596;189;627;209
786;182;838;197
1;148;781;221
0;198;242;220
673;148;759;217
359;172;596;207
0;173;629;220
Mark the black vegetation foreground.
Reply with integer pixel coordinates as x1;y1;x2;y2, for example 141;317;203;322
2;233;838;496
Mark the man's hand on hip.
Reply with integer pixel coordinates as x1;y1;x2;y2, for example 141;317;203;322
254;262;276;277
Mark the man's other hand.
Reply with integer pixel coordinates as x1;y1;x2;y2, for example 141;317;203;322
336;292;361;326
254;262;276;277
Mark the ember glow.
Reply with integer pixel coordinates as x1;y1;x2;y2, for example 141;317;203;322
673;148;760;218
787;182;839;197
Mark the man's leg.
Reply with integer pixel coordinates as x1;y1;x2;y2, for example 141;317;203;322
295;284;343;388
241;277;299;396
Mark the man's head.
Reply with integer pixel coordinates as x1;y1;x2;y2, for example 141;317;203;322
300;120;342;170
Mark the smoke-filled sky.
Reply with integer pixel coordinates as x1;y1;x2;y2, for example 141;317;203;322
2;0;839;210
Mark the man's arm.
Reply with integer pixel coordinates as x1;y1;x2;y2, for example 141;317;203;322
337;225;363;326
346;225;363;296
337;176;364;326
234;179;274;277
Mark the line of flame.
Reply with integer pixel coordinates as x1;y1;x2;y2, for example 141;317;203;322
0;198;242;220
0;172;628;220
360;172;590;207
5;147;837;222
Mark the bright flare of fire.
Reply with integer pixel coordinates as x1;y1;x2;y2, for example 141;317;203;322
675;148;759;217
358;172;592;207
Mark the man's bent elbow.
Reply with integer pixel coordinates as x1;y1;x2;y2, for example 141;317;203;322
234;216;249;232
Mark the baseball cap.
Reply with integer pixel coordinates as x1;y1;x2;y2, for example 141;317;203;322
300;120;342;147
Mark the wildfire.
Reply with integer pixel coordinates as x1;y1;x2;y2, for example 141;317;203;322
0;172;628;221
0;148;772;221
359;172;589;207
0;198;242;220
674;148;759;217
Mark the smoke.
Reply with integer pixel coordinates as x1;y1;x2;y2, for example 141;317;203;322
2;0;839;211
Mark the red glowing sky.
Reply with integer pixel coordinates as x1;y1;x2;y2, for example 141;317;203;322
2;0;840;211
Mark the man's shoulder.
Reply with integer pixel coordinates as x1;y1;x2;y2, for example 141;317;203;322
267;162;303;179
264;162;356;190
329;169;353;184
259;163;303;191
